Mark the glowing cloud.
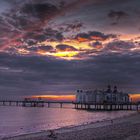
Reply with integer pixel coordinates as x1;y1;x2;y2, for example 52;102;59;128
31;95;76;101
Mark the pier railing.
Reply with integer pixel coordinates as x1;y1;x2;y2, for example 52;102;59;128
73;102;140;111
0;100;73;108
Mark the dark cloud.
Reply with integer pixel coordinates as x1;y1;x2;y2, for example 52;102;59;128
59;21;83;32
44;28;64;41
22;3;59;21
108;10;128;25
0;51;140;96
26;39;37;46
89;41;103;49
108;10;128;21
38;45;54;52
24;32;44;42
56;44;77;52
0;1;64;50
25;46;38;52
105;40;135;52
14;45;54;53
22;28;64;46
75;31;117;42
0;39;7;47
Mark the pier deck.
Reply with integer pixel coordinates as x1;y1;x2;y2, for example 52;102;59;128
73;102;140;111
0;100;72;108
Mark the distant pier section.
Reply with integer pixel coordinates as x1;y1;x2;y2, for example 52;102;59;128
0;98;72;108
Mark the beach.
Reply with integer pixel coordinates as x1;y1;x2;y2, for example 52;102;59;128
3;111;140;140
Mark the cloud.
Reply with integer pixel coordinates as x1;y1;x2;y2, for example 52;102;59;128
56;44;77;52
89;41;103;49
13;45;54;54
26;39;37;46
108;10;128;20
59;21;83;32
108;10;128;25
23;28;64;43
75;31;117;42
38;45;54;52
0;1;65;50
44;28;64;41
105;40;136;52
0;52;140;96
21;3;59;22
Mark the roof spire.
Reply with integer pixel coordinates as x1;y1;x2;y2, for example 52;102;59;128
113;86;117;93
106;85;111;93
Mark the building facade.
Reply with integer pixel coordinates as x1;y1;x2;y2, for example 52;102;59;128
76;85;130;104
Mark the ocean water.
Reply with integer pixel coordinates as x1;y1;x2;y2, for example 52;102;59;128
0;104;134;138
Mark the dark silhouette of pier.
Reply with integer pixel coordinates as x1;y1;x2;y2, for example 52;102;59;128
0;100;139;111
0;100;73;108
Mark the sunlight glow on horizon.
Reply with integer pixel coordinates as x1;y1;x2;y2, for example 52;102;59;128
30;94;140;102
129;94;140;102
31;95;76;101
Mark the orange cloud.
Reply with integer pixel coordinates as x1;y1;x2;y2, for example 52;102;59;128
129;94;140;102
76;37;89;42
31;94;140;103
31;95;76;101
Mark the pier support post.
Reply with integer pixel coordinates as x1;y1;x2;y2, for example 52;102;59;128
110;104;112;110
16;101;19;106
48;103;50;108
130;104;132;110
60;103;63;108
136;105;138;111
81;104;83;109
75;104;78;109
3;101;5;106
87;105;90;110
126;105;128;110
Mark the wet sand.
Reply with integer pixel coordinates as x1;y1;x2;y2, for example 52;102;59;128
3;111;140;140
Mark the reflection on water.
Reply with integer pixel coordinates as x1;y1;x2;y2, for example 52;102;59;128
0;105;133;138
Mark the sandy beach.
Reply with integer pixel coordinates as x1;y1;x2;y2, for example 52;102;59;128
2;111;140;140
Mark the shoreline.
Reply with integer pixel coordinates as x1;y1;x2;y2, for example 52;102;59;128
2;111;139;140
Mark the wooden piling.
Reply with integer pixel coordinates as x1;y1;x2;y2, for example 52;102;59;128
60;103;63;108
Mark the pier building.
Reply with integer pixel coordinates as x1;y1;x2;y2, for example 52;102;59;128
76;85;130;104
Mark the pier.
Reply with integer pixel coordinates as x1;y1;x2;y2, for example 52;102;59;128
0;100;73;108
73;102;140;111
0;100;139;111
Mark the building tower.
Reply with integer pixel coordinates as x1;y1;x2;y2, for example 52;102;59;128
113;86;117;93
106;85;111;93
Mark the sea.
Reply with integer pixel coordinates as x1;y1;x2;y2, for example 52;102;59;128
0;104;134;139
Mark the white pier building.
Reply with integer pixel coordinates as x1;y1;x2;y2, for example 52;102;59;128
76;85;130;104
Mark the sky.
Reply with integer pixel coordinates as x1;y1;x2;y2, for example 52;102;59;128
0;0;140;98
